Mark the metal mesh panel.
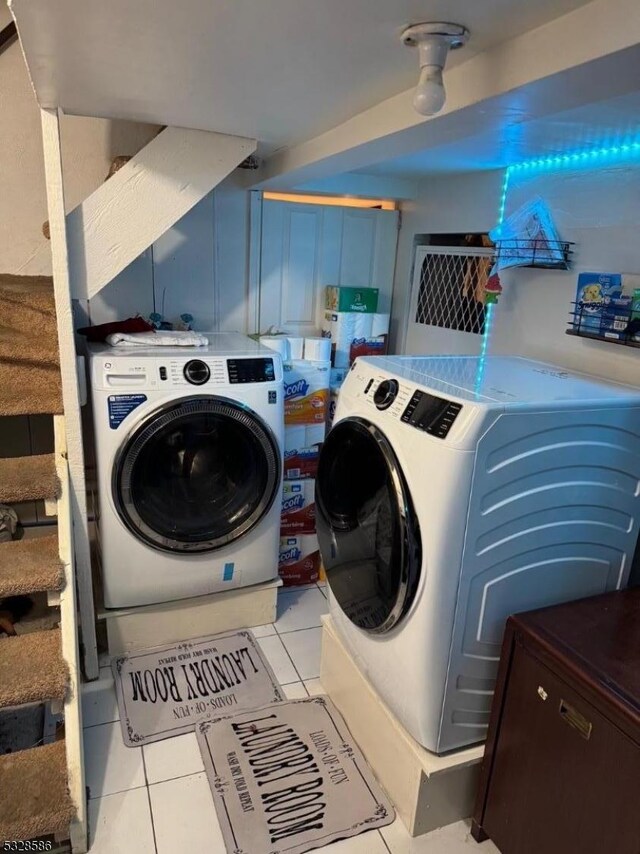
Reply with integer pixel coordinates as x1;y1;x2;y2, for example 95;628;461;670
414;250;491;335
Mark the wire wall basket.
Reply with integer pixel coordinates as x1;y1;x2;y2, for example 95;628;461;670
494;239;574;270
566;302;640;349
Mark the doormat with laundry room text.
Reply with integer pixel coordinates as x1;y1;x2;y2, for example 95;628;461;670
112;630;284;746
197;696;395;854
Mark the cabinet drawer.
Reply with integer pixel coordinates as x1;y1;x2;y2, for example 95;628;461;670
482;642;640;854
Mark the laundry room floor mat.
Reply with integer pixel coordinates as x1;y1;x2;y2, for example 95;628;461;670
197;696;395;854
112;630;284;746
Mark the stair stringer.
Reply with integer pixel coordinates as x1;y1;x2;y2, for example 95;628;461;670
54;415;87;854
41;107;98;681
66;125;256;300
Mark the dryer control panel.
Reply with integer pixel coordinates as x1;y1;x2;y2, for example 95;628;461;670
344;364;468;442
401;391;462;439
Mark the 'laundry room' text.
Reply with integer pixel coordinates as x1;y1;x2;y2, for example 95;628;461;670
128;646;260;704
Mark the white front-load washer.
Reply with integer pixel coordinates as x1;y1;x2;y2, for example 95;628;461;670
89;333;284;608
315;355;640;753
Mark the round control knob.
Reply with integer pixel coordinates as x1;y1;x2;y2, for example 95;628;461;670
373;379;399;410
183;359;210;385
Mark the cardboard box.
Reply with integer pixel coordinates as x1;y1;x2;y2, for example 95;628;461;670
325;286;379;313
601;297;632;340
573;273;622;332
349;335;387;361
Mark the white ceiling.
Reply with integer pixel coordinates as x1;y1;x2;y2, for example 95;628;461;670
354;89;640;177
10;0;593;148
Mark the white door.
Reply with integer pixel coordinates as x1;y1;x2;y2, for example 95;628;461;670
404;245;492;356
257;199;399;335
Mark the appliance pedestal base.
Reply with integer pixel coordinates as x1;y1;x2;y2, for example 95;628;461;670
99;579;281;655
320;615;484;836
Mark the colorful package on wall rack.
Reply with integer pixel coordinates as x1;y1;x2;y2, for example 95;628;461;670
573;273;623;333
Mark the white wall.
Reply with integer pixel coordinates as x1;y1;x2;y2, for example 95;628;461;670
86;172;252;332
0;29;158;275
491;161;640;387
391;171;502;352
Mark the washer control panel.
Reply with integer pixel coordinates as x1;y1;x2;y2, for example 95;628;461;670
401;391;462;439
183;359;211;385
373;378;399;410
95;354;280;390
227;357;275;384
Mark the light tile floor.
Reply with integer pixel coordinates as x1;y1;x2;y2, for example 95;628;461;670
83;583;498;853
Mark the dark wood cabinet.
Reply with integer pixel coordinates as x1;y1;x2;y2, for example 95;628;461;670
472;588;640;854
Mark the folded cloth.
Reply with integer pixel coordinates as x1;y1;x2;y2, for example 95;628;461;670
106;331;208;347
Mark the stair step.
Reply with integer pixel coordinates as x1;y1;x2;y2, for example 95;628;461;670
0;535;64;598
0;628;67;708
0;454;59;504
0;346;62;416
0;739;75;841
0;274;62;417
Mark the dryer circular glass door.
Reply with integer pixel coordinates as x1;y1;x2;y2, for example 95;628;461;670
113;396;280;553
316;416;422;633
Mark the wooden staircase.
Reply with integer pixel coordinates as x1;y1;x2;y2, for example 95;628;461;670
0;275;86;850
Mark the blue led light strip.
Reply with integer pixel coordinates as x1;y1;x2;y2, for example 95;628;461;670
496;163;511;228
508;140;640;175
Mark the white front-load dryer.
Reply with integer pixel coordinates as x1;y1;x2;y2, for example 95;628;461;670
89;333;284;608
316;355;640;753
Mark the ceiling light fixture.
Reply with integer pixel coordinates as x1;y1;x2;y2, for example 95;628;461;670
401;22;469;117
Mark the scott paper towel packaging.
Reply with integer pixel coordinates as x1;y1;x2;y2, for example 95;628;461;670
303;336;332;362
283;360;330;425
287;336;305;360
349;335;387;362
278;535;321;586
281;480;316;535
259;335;291;361
328;368;348;428
370;313;390;339
322;311;373;368
284;425;325;480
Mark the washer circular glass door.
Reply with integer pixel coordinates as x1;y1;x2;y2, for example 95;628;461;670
113;396;280;553
316;417;422;633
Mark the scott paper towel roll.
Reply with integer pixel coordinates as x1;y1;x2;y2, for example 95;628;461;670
304;337;332;362
321;311;370;368
371;313;390;338
287;336;305;360
352;313;373;339
260;335;291;361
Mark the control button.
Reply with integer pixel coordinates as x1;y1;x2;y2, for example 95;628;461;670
373;379;399;410
159;366;167;381
364;379;374;395
183;359;210;385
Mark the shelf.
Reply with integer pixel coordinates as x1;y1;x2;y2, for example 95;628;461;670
568;301;640;349
565;329;640;349
494;239;574;270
